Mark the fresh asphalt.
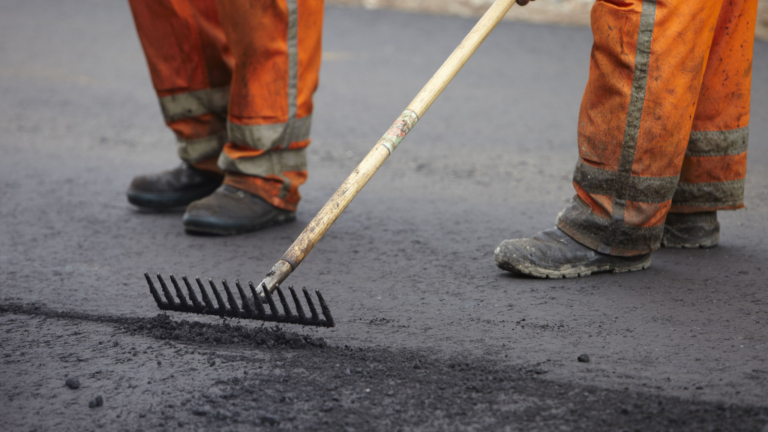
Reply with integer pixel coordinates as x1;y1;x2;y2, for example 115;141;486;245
1;0;767;430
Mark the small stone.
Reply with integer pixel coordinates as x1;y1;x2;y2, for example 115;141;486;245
65;377;80;389
577;354;590;363
260;415;281;426
88;395;104;408
192;408;208;416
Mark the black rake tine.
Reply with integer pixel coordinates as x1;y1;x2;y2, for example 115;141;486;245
276;286;293;320
249;282;267;318
145;273;165;308
196;277;216;312
221;280;241;316
236;280;256;317
303;287;319;322
289;286;307;322
316;289;335;327
262;283;281;318
182;276;203;310
157;274;176;307
208;279;227;314
145;274;332;327
169;275;190;309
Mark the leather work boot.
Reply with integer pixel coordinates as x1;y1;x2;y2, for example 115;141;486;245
494;228;651;279
183;185;296;235
127;163;222;209
661;211;719;248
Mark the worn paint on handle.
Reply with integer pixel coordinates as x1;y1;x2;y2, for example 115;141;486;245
378;110;419;154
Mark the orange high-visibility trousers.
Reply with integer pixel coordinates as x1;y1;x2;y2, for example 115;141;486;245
557;0;757;256
128;0;324;211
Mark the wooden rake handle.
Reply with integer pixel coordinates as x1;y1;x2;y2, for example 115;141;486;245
257;0;516;295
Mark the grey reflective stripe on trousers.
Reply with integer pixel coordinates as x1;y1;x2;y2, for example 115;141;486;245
286;0;299;149
176;132;227;164
672;179;745;208
159;87;229;123
218;148;307;178
573;161;678;204
557;0;658;255
686;127;749;157
227;116;312;151
612;0;657;231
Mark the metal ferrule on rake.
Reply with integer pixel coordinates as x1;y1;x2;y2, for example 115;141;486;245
145;273;334;327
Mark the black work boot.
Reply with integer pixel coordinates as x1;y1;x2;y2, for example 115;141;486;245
494;228;651;279
183;185;295;235
127;163;222;209
661;212;719;248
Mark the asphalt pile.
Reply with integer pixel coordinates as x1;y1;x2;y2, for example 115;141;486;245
127;314;328;349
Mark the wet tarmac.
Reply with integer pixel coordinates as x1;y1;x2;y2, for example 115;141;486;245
1;0;767;430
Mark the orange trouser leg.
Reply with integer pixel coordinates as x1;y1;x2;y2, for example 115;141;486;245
215;0;324;212
557;0;736;256
671;0;757;213
128;0;233;173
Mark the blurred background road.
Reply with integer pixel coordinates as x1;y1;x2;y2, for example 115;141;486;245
331;0;768;39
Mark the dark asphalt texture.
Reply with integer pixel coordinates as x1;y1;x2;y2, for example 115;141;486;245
1;0;768;430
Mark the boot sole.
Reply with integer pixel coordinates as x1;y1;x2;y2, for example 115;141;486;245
127;186;219;209
502;254;652;279
661;237;719;249
661;226;719;249
183;212;296;236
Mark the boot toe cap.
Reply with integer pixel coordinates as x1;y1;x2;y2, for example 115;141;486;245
494;239;529;271
182;186;295;235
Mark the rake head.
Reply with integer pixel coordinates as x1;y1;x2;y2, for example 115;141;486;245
145;273;334;327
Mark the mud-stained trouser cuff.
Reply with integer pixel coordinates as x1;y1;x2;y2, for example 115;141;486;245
218;139;309;212
670;128;748;213
158;87;231;173
556;197;663;257
176;132;228;165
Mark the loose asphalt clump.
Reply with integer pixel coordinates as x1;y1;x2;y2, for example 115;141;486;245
64;377;80;389
259;415;281;426
88;395;104;408
577;353;590;363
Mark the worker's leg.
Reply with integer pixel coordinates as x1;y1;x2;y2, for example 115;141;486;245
183;0;324;234
126;0;233;208
497;0;724;277
662;0;757;248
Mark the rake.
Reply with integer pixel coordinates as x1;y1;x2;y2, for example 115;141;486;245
146;0;518;327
